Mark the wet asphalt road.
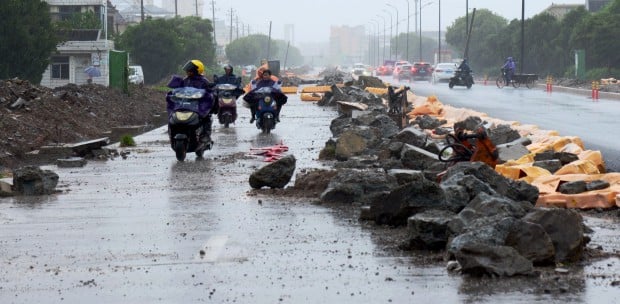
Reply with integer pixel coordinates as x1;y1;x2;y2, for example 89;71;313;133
1;89;619;303
394;78;620;172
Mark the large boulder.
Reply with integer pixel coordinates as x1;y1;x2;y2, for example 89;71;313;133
12;166;59;195
488;124;521;145
391;127;429;149
249;155;296;189
353;112;400;139
442;162;539;204
369;175;447;226
334;126;382;160
522;208;587;263
320;169;398;204
455;242;533;277
505;219;556;265
406;209;457;250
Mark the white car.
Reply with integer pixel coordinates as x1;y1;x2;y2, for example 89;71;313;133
128;65;144;84
351;63;371;76
432;62;458;83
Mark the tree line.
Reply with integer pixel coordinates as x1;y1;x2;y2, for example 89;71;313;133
0;0;303;85
444;0;620;80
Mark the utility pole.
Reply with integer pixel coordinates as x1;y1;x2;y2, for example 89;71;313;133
140;0;144;22
266;21;272;60
211;0;216;45
236;15;239;39
195;0;198;16
175;0;178;17
229;8;233;43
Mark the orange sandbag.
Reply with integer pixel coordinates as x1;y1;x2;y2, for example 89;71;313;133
409;95;443;116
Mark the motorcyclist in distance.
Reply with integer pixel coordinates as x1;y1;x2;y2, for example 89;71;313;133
215;64;241;87
502;57;516;84
167;59;215;149
458;59;471;75
244;69;287;123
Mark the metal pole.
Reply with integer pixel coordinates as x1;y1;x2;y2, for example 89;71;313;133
405;0;409;62
267;21;272;60
383;10;393;60
419;0;422;61
466;0;468;39
175;0;178;17
211;1;215;45
195;0;198;16
229;8;233;43
140;0;144;22
438;0;441;63
236;15;239;39
521;0;525;74
377;14;386;64
387;4;399;60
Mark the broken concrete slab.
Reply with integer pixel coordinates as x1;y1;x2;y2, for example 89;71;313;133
56;157;87;168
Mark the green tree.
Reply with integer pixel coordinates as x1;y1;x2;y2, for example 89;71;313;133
273;40;304;67
116;16;215;84
522;13;561;75
392;32;437;63
445;9;508;75
555;7;589;76
56;10;100;30
0;0;58;83
572;0;620;71
225;34;278;66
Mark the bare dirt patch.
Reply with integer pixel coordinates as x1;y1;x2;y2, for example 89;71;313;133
0;79;167;170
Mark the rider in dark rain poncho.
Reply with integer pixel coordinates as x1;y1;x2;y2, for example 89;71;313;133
166;59;215;149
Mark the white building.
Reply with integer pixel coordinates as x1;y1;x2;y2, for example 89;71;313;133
41;0;115;88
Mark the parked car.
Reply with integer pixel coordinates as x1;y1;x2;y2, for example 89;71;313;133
432;62;458;83
128;65;144;84
392;61;411;79
411;62;433;81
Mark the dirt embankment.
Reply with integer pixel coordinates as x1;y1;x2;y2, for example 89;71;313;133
0;79;167;170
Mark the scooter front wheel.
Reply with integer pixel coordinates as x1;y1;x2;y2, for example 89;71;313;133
174;140;187;161
496;76;505;88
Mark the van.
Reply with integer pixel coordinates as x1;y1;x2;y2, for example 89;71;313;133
128;65;144;84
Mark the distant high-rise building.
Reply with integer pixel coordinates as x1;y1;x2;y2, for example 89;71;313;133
160;0;204;17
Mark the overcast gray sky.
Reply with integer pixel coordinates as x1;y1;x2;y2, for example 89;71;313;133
163;0;586;43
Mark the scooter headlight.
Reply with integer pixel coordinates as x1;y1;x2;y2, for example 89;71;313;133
264;96;272;103
222;98;234;104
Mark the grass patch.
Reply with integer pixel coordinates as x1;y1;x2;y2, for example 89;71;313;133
119;134;136;147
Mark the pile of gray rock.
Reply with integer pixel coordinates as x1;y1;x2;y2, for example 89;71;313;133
293;84;589;277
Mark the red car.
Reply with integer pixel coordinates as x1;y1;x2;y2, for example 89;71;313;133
375;65;393;76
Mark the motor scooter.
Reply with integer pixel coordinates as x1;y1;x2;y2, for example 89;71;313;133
448;69;475;89
166;86;213;161
245;86;282;134
214;82;243;128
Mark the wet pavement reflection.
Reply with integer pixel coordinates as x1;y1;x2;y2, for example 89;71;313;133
0;90;618;303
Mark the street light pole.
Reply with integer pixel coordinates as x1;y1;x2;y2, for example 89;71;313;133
404;0;410;62
438;0;441;64
371;19;380;66
377;14;387;64
419;0;422;61
382;9;393;60
386;3;399;60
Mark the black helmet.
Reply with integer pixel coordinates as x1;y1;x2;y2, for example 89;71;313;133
224;64;233;72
